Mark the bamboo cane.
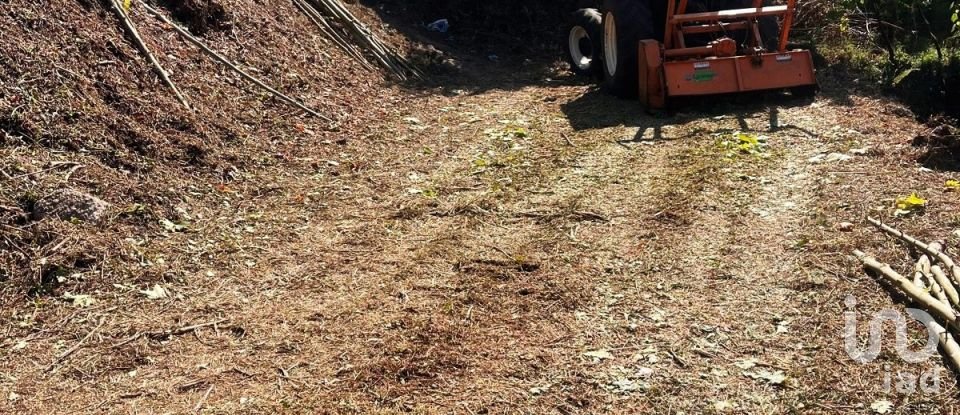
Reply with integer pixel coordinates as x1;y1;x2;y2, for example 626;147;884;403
860;251;960;371
868;217;960;288
142;3;331;121
853;250;956;328
304;0;423;80
293;0;372;69
108;0;190;109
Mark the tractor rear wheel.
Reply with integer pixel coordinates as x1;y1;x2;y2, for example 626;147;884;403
563;8;603;78
601;0;654;98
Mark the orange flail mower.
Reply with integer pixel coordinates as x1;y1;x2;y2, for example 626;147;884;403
564;0;818;108
640;0;816;107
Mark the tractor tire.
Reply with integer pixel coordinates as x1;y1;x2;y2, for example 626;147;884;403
601;0;654;98
563;9;604;78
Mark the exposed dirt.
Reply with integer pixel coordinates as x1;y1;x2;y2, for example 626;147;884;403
159;0;233;34
913;119;960;172
3;1;960;414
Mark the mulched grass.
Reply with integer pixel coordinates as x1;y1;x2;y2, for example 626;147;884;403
2;0;960;413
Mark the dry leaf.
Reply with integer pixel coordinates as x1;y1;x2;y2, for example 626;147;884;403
743;368;786;385
583;350;614;360
734;358;758;370
871;399;893;414
63;292;96;307
140;284;169;300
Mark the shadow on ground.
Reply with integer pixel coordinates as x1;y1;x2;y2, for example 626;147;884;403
560;87;822;138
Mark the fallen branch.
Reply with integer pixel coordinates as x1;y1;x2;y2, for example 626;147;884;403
915;254;931;289
108;0;190;109
141;3;330;121
853;250;956;330
868;253;960;371
928;320;960;372
111;318;228;347
915;258;948;307
867;217;960;287
932;265;960;307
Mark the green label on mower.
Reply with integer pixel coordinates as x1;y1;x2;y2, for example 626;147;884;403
691;70;717;83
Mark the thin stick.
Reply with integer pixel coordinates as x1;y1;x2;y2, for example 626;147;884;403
142;3;330;121
108;0;190;109
48;317;106;370
163;318;228;337
111;318;227;347
867;217;960;287
194;385;214;413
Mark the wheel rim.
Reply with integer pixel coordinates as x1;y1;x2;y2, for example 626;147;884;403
568;26;592;71
604;11;617;77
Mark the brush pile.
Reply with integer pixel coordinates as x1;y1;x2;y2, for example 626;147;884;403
912;119;960;171
854;217;960;370
296;0;422;80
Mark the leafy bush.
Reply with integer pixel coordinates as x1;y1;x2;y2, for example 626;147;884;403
804;0;960;116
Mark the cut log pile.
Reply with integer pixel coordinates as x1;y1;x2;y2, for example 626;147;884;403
854;217;960;371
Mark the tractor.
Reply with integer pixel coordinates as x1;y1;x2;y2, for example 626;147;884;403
563;0;818;108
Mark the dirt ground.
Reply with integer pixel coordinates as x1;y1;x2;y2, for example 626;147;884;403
3;1;960;414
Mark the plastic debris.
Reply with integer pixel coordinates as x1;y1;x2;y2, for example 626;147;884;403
426;19;449;33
